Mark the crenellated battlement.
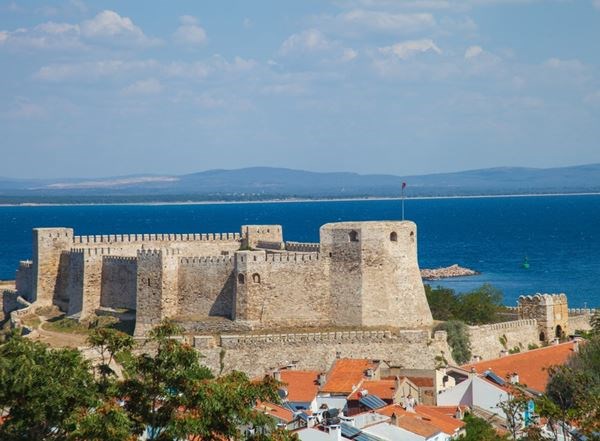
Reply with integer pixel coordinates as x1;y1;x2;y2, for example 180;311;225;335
469;319;537;332
519;293;568;305
26;221;436;341
236;252;320;264
285;241;320;253
137;248;182;258
179;256;235;265
70;247;113;256
73;232;241;244
103;255;138;263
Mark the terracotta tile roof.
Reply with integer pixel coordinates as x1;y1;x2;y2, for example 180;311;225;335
394;415;441;438
374;404;465;437
419;405;469;418
280;370;320;403
255;401;295;423
348;380;397;400
461;341;576;392
404;376;434;388
414;405;465;435
321;359;377;394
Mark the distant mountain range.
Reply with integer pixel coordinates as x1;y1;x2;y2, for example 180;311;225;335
1;164;599;204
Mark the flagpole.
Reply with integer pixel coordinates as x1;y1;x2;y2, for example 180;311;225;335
401;182;405;221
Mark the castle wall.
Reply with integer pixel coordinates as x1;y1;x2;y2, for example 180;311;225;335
568;309;595;332
134;249;180;336
71;233;241;257
468;319;540;361
519;294;569;341
192;329;451;378
101;256;137;310
320;221;433;329
234;251;330;328
242;225;283;249
177;256;235;319
64;249;105;319
33;228;74;305
15;261;33;302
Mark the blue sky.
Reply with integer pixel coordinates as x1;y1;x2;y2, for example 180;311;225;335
1;0;599;178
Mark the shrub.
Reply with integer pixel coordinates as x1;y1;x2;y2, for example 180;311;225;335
436;320;472;365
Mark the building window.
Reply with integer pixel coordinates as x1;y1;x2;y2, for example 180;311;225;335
147;278;151;287
539;331;546;341
252;273;261;283
238;274;245;284
390;232;398;242
410;231;415;242
349;230;359;242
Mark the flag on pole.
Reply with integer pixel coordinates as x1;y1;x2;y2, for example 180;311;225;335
401;182;406;220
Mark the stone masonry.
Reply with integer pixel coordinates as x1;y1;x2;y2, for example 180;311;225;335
14;221;434;337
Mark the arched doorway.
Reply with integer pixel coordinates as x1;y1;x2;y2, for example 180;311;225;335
539;331;546;342
555;325;563;339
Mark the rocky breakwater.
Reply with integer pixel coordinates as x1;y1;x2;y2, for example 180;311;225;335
421;264;479;280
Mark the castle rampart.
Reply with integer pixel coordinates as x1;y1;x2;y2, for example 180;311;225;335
17;221;436;340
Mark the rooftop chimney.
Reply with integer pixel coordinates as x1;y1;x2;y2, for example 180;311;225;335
509;372;519;384
318;372;327;387
329;425;342;441
366;368;374;379
273;369;282;382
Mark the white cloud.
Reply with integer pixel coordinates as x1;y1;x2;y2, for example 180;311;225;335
338;9;435;33
34;56;256;82
465;45;483;59
173;15;207;45
2;97;46;119
340;48;358;62
122;78;163;95
280;29;333;54
35;59;158;81
0;10;157;50
379;39;442;59
81;10;156;45
544;57;585;71
0;20;83;50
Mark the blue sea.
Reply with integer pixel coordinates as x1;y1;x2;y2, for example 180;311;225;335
1;195;599;308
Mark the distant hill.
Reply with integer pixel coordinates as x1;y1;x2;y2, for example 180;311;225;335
1;164;600;204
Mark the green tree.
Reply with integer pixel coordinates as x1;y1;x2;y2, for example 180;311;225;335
425;285;459;321
119;320;291;440
425;284;504;325
462;414;508;441
67;402;135;441
545;336;600;438
435;320;472;364
457;284;503;325
0;336;98;440
87;327;134;394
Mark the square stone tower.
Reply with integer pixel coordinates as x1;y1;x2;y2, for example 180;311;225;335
320;221;433;329
518;293;569;341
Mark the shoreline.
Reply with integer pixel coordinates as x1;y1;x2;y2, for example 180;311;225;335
1;191;600;208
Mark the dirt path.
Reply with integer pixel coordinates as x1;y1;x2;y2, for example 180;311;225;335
31;315;88;348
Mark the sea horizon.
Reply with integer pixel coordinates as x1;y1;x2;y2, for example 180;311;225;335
1;194;599;309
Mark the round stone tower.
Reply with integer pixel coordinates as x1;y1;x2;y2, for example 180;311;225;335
320;221;433;329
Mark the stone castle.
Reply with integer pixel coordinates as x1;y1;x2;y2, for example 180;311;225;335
15;221;433;336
